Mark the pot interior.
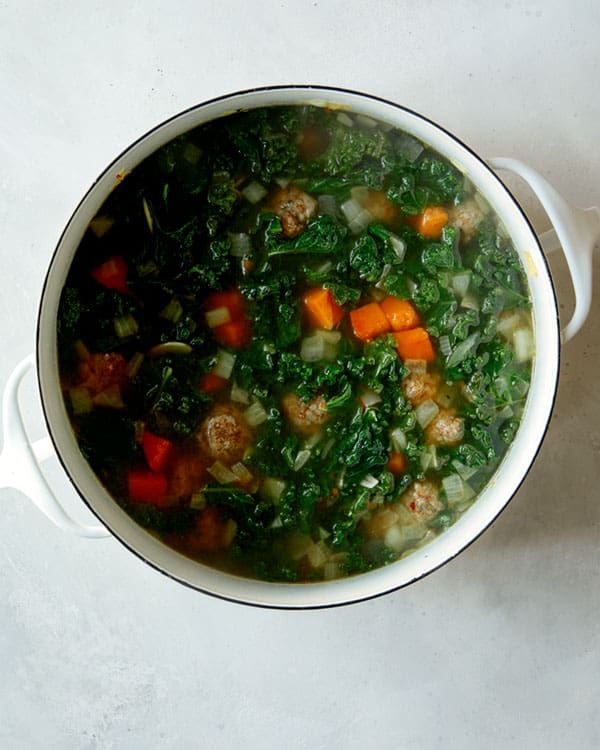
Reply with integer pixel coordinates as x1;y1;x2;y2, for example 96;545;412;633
37;86;560;608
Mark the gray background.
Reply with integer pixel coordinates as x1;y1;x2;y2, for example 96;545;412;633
1;1;599;748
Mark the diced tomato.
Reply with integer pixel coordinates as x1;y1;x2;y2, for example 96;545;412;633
199;372;228;393
213;317;252;348
127;469;169;507
205;289;246;318
142;431;174;473
91;255;128;294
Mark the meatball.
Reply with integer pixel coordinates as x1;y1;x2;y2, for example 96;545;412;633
268;186;317;238
198;404;251;464
425;409;465;446
402;370;440;406
76;352;127;396
401;480;442;523
447;198;484;243
282;393;329;435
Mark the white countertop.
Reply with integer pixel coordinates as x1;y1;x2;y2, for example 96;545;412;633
1;2;599;748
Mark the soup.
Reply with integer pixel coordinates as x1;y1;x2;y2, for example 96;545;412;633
57;105;533;582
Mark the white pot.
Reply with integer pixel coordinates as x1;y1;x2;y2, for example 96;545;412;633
2;86;599;608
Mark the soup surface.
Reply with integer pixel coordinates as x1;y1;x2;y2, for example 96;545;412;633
57;105;533;581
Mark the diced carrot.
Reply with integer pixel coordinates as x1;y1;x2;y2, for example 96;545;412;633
410;206;449;239
142;431;174;473
393;327;436;362
349;302;391;342
380;297;420;331
303;287;344;330
127;469;169;507
205;289;246;318
213;317;252;348
387;451;408;475
199;372;228;393
91;256;128;294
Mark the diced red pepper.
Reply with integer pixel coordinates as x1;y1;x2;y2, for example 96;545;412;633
91;255;128;295
199;372;228;393
213;317;252;348
142;431;174;473
127;469;169;507
205;289;246;318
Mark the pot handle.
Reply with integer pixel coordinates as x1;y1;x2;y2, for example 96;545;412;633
488;157;600;341
0;354;110;538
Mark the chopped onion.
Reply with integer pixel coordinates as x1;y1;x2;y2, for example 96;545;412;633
89;214;114;238
497;311;522;338
230;381;250;405
241;180;268;204
460;291;480;311
321;437;335;459
404;358;427;375
336;111;354;127
300;333;325;363
208;461;238;484
160;298;183;323
69;386;93;415
319;329;342;344
213;349;236;379
142;197;154;233
126;352;144;380
182;142;202;165
244;400;269;427
304;430;323;449
190;492;206;510
420;445;438;472
360;474;379;489
374;263;393;289
315;259;333;275
231;462;254;484
261;477;286;503
340;197;362;223
452;271;472;298
446;333;479;368
451;460;478;481
390;427;407;452
442;474;465;505
356;114;377;129
293;449;312;472
348;209;373;234
513;327;534;363
307;541;329;568
438;335;452;356
318;195;337;216
389;234;406;261
222;518;238;546
148;341;193;356
229;232;252;257
114;314;138;338
270;515;284;529
323;560;341;580
415;399;439;428
396;132;424;162
474;192;491;215
275;177;290;188
341;197;374;233
359;389;382;409
384;524;405;552
205;306;231;328
93;384;124;409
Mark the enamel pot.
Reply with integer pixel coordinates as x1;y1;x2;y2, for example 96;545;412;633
2;86;598;608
